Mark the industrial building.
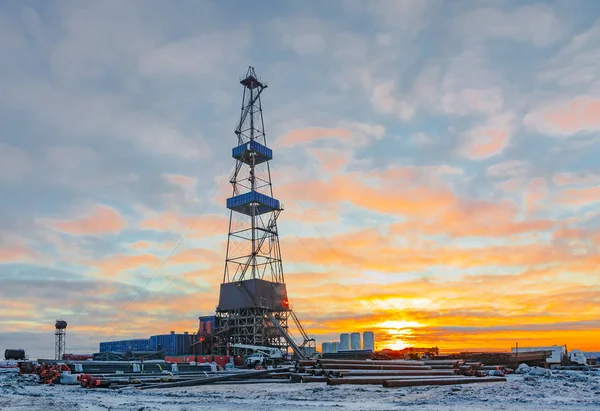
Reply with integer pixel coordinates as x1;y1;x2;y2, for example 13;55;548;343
321;332;375;354
99;332;193;356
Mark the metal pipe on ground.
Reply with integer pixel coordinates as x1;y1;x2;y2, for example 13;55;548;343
318;359;425;366
319;364;431;371
290;374;328;383
327;375;472;385
211;379;291;385
329;370;455;377
382;376;507;388
427;364;460;369
422;360;464;365
137;368;282;390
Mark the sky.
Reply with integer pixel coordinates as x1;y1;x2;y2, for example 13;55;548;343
1;0;600;359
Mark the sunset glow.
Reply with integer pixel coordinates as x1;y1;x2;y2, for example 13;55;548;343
1;1;600;358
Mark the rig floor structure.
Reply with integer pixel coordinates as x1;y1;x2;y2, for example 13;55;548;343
199;67;314;358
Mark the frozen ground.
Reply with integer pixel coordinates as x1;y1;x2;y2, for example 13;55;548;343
1;369;600;411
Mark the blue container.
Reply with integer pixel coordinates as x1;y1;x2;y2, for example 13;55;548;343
226;190;280;216
232;140;273;165
99;338;151;353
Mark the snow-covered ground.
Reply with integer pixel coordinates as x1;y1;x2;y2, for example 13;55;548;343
1;369;599;410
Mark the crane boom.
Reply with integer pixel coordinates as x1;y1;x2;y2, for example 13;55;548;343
230;344;284;358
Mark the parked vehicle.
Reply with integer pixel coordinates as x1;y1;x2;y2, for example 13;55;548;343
511;345;587;366
230;344;285;367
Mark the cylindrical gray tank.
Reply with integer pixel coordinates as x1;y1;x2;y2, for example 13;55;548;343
363;331;375;351
331;342;338;353
4;349;25;360
339;333;350;351
55;320;68;329
322;342;333;354
350;332;361;350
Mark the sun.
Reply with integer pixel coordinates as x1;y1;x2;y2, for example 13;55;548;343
376;319;425;350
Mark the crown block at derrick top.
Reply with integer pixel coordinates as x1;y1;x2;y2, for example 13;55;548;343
218;279;289;311
226;190;281;216
232;140;273;165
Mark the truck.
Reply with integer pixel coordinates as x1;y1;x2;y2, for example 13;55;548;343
511;345;588;366
230;344;285;368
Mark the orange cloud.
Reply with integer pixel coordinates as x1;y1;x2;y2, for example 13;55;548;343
163;173;197;190
556;185;600;206
90;253;162;277
524;96;600;136
524;177;548;214
140;212;227;238
129;241;153;250
0;246;39;263
553;172;600;187
47;205;127;235
169;247;222;266
277;127;352;147
307;148;351;172
460;116;515;160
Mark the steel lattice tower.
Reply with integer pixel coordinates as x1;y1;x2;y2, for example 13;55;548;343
213;67;295;356
55;320;67;360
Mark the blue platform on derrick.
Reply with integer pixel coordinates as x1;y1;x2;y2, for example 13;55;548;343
226;190;280;216
232;140;272;165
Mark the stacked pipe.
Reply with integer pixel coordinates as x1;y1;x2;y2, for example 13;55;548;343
21;360;215;376
291;358;506;388
74;367;295;389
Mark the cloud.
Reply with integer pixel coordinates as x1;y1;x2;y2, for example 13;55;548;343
2;1;600;356
455;5;564;47
277;128;352;147
90;253;162;278
365;0;431;28
524;178;548;214
371;82;415;120
169;247;222;266
487;161;529;178
524;96;600;136
410;132;433;147
138;29;252;80
539;18;600;88
0;246;40;263
139;212;228;240
556;186;600;207
441;88;504;116
391;202;555;240
276;123;384;148
553;172;600;187
45;205;127;236
307;148;351;172
163;174;198;190
459;113;516;159
0;143;33;181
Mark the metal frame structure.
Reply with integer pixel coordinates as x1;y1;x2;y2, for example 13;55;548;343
55;320;67;360
212;67;314;357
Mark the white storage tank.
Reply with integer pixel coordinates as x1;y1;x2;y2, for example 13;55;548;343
332;342;338;353
363;331;375;351
321;342;333;354
350;332;361;350
339;333;350;351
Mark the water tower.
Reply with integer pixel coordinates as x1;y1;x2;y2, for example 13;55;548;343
55;320;67;360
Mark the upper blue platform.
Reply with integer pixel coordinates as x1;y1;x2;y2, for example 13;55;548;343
226;190;280;216
232;140;272;165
